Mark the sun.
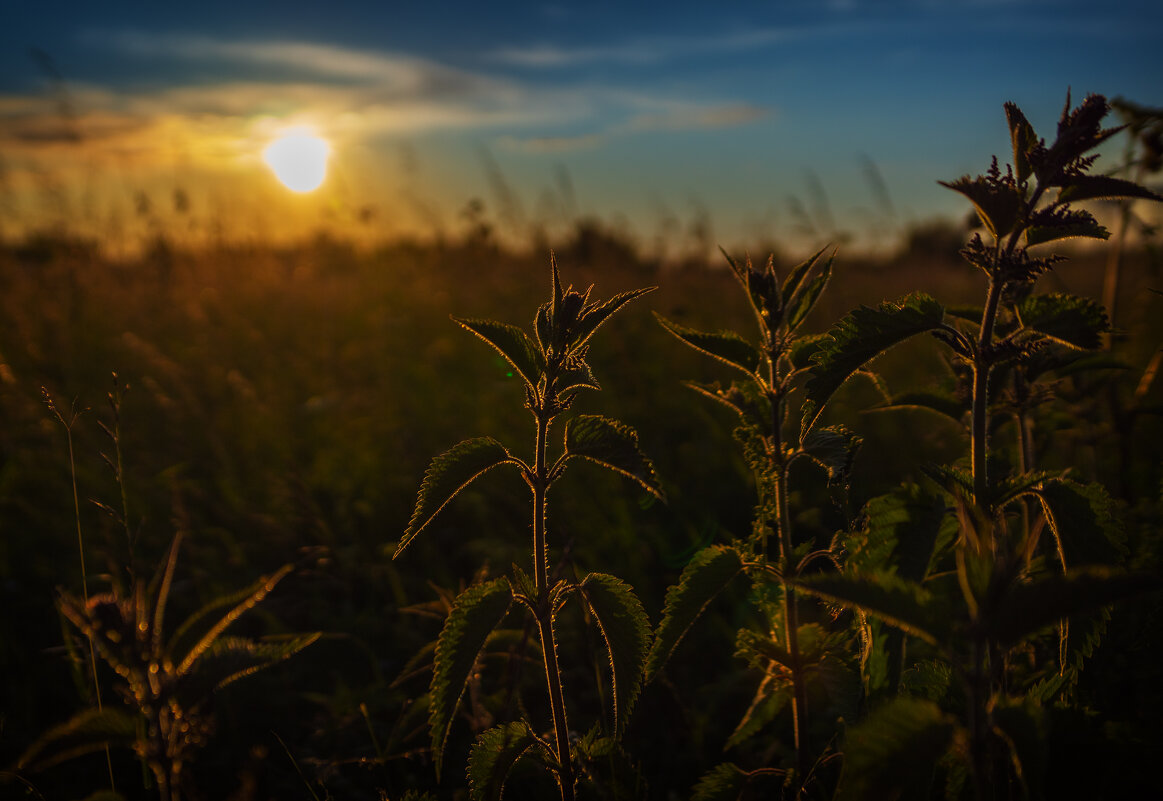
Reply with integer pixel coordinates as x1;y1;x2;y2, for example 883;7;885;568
263;127;331;193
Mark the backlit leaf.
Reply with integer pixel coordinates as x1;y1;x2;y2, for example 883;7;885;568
1017;293;1109;350
792;572;953;647
781;245;830;308
430;578;514;774
799;425;862;485
870;390;967;424
454;317;545;387
802;293;945;435
570;286;656;351
939;174;1024;237
691;763;749;801
398;438;522;557
1056;174;1163;203
1035;479;1126;567
564;415;662;498
654;313;761;376
987;567;1159;646
1006;101;1039;184
646;545;745;681
725;673;792;750
467;721;545;801
785;251;834;331
838;697;956;801
577;572;651;736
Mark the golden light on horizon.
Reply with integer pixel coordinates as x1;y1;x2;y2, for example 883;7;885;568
262;127;331;192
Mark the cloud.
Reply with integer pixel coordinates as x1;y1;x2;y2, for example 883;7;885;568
497;132;606;153
624;103;770;132
488;29;791;68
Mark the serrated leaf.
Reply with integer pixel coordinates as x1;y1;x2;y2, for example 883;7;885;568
870;390;967;424
992;696;1048;801
563;415;662;498
838;697;956;801
467;721;544;801
454;317;545;387
570;287;656;351
1006;101;1039;184
792;572;953;647
799;425;862;485
174;633;320;707
1025;214;1108;246
558;360;601;393
1057;174;1163;203
785;253;834;331
691;763;749;801
987;567;1159;646
646;545;745;681
1035;479;1126;567
725;673;792;750
654;313;761;376
577;573;651;736
847;485;953;583
940;175;1024;237
686;379;771;431
398;438;522;557
802;293;945;435
1017;293;1109;350
788;332;829;371
167;568;288;661
18;707;138;772
430;578;514;774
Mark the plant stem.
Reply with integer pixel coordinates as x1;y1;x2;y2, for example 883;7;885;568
531;403;575;801
768;360;809;778
972;277;1005;509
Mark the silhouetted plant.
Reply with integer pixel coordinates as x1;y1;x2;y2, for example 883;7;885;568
650;246;860;796
791;93;1162;800
394;255;659;800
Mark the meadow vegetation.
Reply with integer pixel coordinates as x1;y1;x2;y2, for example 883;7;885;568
1;94;1161;800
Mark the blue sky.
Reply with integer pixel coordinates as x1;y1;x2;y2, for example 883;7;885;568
2;0;1160;251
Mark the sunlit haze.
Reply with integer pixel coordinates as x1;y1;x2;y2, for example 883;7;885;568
263;128;331;193
2;1;1160;252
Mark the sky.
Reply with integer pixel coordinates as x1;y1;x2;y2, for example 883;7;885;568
1;0;1161;253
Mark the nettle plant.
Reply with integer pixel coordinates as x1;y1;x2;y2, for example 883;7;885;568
394;257;660;800
649;247;862;798
789;94;1162;799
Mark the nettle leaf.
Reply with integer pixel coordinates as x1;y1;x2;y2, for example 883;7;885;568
726;673;792;750
558;360;601;393
939;174;1024;237
454;317;545;387
986;567;1159;646
1006;101;1039;184
991;696;1048;801
1057;174;1163;203
398;438;522;557
691;763;750;801
792;572;952;647
654;313;761;376
799;425;863;485
1017;293;1109;350
787;332;829;371
781;245;830;307
563;415;663;498
646;545;745;681
686;380;770;430
847;485;953;583
802;293;945;435
1035;479;1126;567
838;697;956;801
570;286;656;351
1025;208;1109;246
870;390;967;424
785;248;834;331
577;573;651;736
175;633;321;708
467;721;545;801
430;578;514;774
18;707;138;772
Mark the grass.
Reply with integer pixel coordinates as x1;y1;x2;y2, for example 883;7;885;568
1;95;1161;800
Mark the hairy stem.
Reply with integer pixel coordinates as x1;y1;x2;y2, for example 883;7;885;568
768;359;809;778
972;277;1005;510
531;403;574;801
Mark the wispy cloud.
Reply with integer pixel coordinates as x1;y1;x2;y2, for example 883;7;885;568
625;103;770;132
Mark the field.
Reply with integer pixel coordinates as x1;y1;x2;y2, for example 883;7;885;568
3;103;1163;801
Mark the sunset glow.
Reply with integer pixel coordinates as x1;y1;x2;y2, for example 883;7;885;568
262;128;330;192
